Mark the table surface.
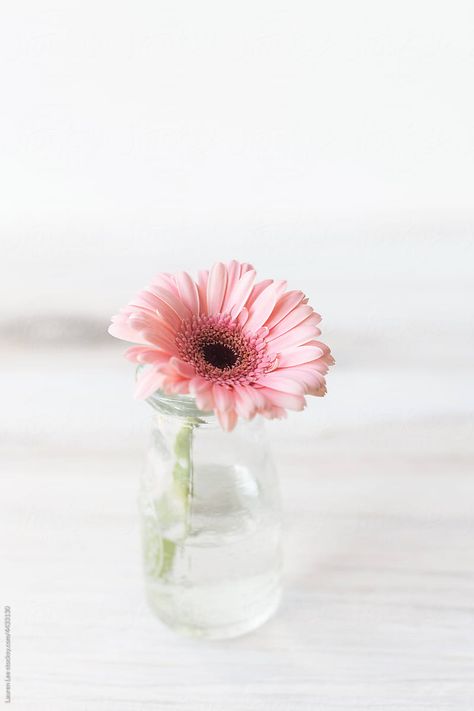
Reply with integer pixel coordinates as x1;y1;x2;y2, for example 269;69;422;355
2;344;474;710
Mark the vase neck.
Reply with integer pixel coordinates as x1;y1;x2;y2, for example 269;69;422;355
146;389;215;424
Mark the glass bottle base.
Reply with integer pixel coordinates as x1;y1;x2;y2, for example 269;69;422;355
145;577;282;640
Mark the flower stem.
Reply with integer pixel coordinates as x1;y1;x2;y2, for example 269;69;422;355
159;421;194;576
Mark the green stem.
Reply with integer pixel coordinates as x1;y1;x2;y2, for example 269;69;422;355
158;421;194;576
172;423;194;510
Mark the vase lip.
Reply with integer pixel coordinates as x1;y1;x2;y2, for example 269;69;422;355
146;388;215;420
135;366;214;420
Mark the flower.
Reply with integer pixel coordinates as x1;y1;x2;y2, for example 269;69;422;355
108;261;334;431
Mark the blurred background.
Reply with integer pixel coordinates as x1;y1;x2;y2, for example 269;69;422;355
2;2;474;707
1;0;472;455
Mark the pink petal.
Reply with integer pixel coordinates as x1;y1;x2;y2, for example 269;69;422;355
298;312;322;329
124;346;170;364
165;378;191;395
213;383;233;411
306;339;332;354
304;352;335;374
274;280;288;299
306;381;327;396
195;387;215;411
276;365;327;395
130;308;173;332
197;270;209;314
150;272;179;296
129;290;162;311
266;324;320;353
148;286;191;322
237;307;249;327
141;290;182;331
189;375;211;393
276;345;325;367
258;388;306;411
244;282;280;333
168;357;196;377
267;304;315;341
266;355;280;372
265;290;305;330
245;386;267;409
256;373;305;394
228;270;257;317
301;341;334;365
275;365;326;390
222;260;241;312
108;317;146;344
216;408;238;431
127;312;154;331
141;323;178;353
232;385;257;418
207;262;228;314
176;271;200;315
261;406;287;420
239;262;255;276
189;377;215;410
245;279;273;310
134;366;165;399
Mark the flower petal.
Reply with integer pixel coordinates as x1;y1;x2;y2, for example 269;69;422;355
134;366;165;399
189;377;215;410
189;375;211;393
228;270;257;317
239;262;255;276
150;272;180;296
148;286;191;322
141;322;178;353
267;304;316;341
275;365;326;390
261;406;287;420
124;346;170;364
232;384;257;418
108;316;147;343
216;408;238;431
265;290;305;330
222;260;241;312
197;270;209;314
206;262;228;315
258;388;306;411
245;282;281;333
176;271;200;315
245;385;267;409
276;345;325;367
164;378;191;395
135;292;180;331
168;356;196;377
129;290;163;312
266;324;320;353
213;383;233;411
256;372;306;394
245;279;273;310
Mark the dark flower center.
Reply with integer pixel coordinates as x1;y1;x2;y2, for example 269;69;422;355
201;342;238;370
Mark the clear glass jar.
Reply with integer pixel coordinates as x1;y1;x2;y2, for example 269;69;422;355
139;390;282;639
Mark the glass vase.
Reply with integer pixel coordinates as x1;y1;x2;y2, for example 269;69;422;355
138;390;282;639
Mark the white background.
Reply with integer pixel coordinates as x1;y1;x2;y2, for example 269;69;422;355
1;2;474;709
1;0;473;439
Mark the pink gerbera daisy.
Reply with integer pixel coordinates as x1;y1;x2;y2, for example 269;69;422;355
108;261;334;431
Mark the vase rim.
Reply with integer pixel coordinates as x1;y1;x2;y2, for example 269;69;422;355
146;388;215;420
135;366;213;419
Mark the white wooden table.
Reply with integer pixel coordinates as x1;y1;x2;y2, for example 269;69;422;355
2;344;474;710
